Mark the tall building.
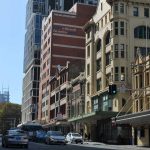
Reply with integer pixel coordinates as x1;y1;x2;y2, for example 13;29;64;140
82;0;150;143
22;0;98;124
22;0;49;123
38;3;96;126
48;0;98;11
0;88;9;103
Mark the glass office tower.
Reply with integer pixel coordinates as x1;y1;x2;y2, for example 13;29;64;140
22;0;49;123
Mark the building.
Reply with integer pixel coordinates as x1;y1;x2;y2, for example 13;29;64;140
116;53;150;147
22;0;49;123
67;72;86;135
82;0;150;143
22;0;98;124
48;0;98;11
38;3;96;124
0;88;9;103
41;62;84;134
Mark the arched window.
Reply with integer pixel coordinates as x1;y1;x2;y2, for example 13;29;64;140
105;31;111;45
134;26;150;39
96;38;101;52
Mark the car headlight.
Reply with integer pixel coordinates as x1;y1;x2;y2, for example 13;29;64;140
50;137;55;141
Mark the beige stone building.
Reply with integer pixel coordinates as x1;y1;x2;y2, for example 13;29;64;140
83;0;150;143
116;54;150;146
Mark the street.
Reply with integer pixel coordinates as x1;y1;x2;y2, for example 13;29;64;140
0;142;150;150
0;142;111;150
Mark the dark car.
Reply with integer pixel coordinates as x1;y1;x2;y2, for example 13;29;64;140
45;131;67;145
34;130;46;143
2;129;28;148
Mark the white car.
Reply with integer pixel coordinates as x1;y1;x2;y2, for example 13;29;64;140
66;133;83;144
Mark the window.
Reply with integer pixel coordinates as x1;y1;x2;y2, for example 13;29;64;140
105;31;110;45
136;100;138;112
134;26;150;39
87;45;90;57
114;22;118;35
122;98;126;107
97;78;101;91
120;21;124;35
87;31;90;39
106;52;111;66
146;72;149;86
115;67;119;81
135;76;138;88
101;3;103;11
134;47;150;57
144;8;149;18
87;83;90;95
105;15;107;24
87;64;90;76
140;99;143;111
120;44;125;58
96;39;101;52
121;67;125;81
133;7;138;16
106;73;111;87
114;3;118;13
101;19;103;28
120;3;124;13
139;74;143;88
96;58;101;72
115;44;119;58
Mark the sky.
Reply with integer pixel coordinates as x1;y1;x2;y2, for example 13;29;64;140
0;0;27;104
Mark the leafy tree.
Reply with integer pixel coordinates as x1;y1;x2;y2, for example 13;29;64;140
0;102;21;134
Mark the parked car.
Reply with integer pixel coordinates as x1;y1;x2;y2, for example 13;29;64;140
34;130;46;143
45;131;67;145
66;132;83;144
2;129;28;148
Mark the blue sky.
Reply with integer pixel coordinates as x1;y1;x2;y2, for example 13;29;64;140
0;0;27;104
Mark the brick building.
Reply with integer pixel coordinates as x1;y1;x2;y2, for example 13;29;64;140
38;3;96;125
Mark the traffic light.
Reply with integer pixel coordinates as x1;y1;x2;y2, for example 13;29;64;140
108;84;117;95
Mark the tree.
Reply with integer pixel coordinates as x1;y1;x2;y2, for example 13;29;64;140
0;102;21;134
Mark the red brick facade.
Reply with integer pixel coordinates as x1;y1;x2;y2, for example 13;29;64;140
38;3;96;123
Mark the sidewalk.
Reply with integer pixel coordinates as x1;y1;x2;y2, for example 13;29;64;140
84;141;150;150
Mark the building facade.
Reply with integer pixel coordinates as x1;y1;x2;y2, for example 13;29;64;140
48;0;98;11
116;54;150;146
67;72;86;135
41;62;84;134
83;0;150;143
0;88;9;103
22;0;97;124
38;3;96;124
22;0;49;123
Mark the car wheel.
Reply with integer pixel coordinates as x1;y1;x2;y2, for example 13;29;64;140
4;141;8;148
2;142;5;147
24;144;28;149
47;139;50;145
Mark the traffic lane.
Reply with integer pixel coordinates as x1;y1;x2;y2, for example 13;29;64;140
0;142;113;150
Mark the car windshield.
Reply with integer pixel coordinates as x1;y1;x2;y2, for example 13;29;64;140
37;131;46;136
50;131;63;136
72;133;81;137
8;130;26;136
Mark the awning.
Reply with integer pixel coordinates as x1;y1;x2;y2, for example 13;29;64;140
68;111;118;123
116;110;150;126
